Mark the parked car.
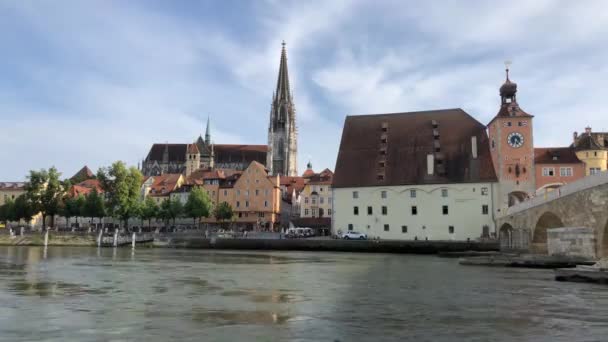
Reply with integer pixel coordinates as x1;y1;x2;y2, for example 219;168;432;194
343;231;367;240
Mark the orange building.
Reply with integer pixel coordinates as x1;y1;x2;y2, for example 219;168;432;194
534;147;586;194
176;161;282;230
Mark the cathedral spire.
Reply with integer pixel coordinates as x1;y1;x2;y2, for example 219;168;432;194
205;116;211;145
275;41;291;101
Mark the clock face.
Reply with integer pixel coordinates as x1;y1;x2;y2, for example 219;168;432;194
507;132;524;148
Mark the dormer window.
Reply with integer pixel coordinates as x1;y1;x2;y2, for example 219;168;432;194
381;122;388;132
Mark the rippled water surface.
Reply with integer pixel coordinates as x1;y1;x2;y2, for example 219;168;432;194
0;246;607;342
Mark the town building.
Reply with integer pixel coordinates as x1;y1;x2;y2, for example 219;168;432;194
278;175;306;227
141;119;267;177
487;67;536;210
170;161;282;230
293;163;334;235
332;109;498;241
0;182;26;206
267;42;298;176
534;147;585;194
142;174;185;204
572;127;608;175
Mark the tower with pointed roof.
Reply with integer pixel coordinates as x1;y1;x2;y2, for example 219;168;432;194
488;64;536;211
267;41;298;176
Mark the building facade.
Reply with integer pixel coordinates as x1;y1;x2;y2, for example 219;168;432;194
572;127;608;176
267;42;298;177
534;147;586;194
141;119;267;177
332;109;498;240
487;67;536;212
0;182;26;206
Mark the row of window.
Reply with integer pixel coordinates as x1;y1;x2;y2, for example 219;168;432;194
352;188;489;199
304;196;332;205
347;224;456;234
590;167;602;175
304;208;332;216
237;212;266;218
353;205;489;216
236;200;269;208
542;167;573;177
235;189;270;197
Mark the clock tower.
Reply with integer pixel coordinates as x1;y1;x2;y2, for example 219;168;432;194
488;64;536;212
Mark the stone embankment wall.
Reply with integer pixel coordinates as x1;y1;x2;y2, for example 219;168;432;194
156;237;499;254
547;227;597;259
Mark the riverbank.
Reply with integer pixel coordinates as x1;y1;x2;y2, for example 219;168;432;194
0;233;96;246
0;233;499;254
154;237;499;254
459;254;596;268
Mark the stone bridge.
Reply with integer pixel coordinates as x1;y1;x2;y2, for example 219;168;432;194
496;171;608;257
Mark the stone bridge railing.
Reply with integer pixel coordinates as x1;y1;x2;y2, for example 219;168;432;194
501;170;608;217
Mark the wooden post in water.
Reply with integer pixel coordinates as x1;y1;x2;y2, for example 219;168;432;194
44;229;49;247
97;230;103;247
113;230;118;247
132;232;136;249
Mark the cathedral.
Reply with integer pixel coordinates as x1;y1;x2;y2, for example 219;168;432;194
267;41;298;177
141;43;298;177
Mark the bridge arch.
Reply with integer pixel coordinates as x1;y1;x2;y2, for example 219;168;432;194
508;191;529;207
532;211;564;254
499;223;514;250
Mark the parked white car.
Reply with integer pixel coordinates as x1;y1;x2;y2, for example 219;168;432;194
343;231;367;240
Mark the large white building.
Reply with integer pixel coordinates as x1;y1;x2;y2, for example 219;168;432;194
332;109;499;241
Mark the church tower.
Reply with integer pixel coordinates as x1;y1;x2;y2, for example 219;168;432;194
267;41;298;176
487;63;536;211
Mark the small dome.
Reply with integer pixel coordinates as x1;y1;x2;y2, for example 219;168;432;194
500;79;517;98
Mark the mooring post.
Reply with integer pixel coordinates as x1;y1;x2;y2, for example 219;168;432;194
132;232;136;249
44;229;49;247
113;229;118;247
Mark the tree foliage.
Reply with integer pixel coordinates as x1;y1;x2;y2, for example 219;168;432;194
160;197;183;225
184;187;212;226
214;201;234;224
139;197;159;228
25;167;65;228
84;188;106;223
97;161;143;228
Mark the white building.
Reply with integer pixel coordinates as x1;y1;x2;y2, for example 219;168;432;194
332;109;499;241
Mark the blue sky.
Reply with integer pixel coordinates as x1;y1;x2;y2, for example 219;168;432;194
2;0;608;180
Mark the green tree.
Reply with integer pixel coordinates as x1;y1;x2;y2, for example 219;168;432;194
13;195;35;225
140;197;159;229
97;161;143;230
84;188;106;227
0;199;16;225
160;198;183;226
214;201;234;229
25;167;65;228
61;196;84;228
184;187;212;228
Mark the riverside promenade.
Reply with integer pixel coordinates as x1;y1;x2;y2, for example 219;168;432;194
0;230;499;254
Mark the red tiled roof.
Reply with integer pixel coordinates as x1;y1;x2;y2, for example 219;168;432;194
534;147;582;164
187;143;200;154
302;169;315;178
69;179;103;197
147;174;182;196
333;108;498;188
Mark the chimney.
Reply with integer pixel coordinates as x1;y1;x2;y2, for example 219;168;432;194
471;136;478;159
427;154;434;175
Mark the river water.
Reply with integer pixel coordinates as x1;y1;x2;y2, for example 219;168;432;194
0;247;607;342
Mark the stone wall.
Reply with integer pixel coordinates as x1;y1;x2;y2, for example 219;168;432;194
547;227;596;259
